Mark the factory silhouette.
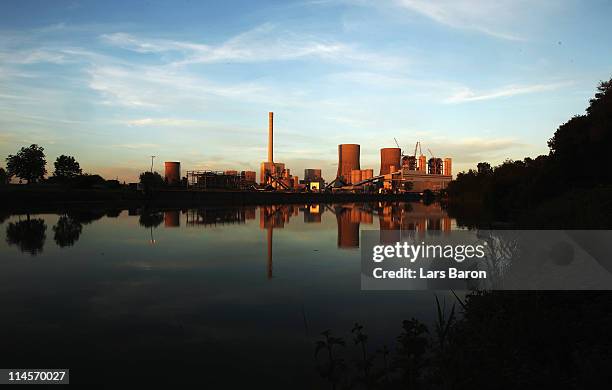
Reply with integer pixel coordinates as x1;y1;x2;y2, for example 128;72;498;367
162;112;452;194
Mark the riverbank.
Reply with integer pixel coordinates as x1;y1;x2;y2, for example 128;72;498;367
0;185;421;211
444;185;612;229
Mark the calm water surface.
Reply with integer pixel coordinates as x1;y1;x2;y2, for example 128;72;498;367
0;202;457;385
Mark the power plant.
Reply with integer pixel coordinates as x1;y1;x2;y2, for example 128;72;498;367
159;112;453;194
259;112;299;190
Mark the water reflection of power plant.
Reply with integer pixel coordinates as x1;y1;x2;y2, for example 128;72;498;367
5;205;452;278
164;204;451;241
161;203;452;279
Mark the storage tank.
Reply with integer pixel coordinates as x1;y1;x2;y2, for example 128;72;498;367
164;162;181;185
443;158;452;176
380;148;401;175
418;155;427;172
337;144;360;184
351;169;362;184
361;169;374;180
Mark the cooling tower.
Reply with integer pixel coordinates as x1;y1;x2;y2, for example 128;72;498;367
337;211;359;248
380;148;401;175
337;144;360;184
164;161;181;184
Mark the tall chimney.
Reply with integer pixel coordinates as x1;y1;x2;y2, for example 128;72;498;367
268;112;274;163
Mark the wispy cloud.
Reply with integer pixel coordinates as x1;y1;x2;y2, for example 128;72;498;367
87;63;274;108
112;143;161;150
393;0;531;40
123;118;203;127
444;81;573;103
101;23;406;70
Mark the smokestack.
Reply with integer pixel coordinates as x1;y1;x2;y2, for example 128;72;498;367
268;112;274;163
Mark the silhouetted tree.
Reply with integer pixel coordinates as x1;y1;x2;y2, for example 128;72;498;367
476;162;492;175
5;216;46;255
6;144;46;184
139;211;163;228
139;171;164;194
448;76;612;224
547;78;612;185
53;215;83;247
53;155;82;180
0;167;10;184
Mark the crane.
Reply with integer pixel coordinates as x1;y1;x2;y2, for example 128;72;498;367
427;148;434;158
413;141;422;157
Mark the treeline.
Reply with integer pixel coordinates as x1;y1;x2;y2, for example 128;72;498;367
0;145;177;190
447;78;612;227
0;144;117;189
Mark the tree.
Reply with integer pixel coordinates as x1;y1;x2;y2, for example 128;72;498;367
5;217;47;255
476;162;492;175
53;155;82;179
0;167;10;184
139;171;164;193
6;144;46;184
53;215;83;247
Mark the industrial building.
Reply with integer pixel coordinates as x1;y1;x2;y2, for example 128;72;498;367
301;168;325;191
259;112;300;190
329;141;452;193
161;111;453;194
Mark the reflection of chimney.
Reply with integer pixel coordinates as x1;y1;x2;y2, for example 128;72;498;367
267;226;273;279
268;112;274;163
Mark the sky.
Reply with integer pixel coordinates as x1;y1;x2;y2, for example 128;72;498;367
1;0;611;182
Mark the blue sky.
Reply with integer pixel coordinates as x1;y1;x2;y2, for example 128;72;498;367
1;0;611;182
